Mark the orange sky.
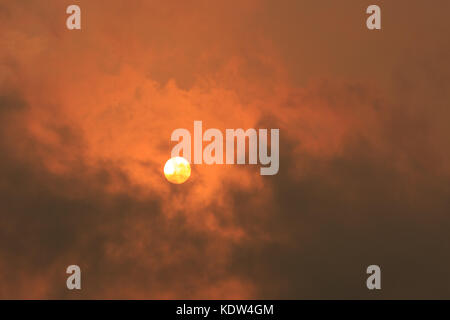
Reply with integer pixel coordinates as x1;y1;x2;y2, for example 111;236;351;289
0;0;449;299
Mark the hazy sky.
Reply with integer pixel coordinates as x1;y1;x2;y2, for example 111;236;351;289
0;0;449;298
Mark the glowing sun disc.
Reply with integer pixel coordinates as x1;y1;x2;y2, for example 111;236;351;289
164;157;191;184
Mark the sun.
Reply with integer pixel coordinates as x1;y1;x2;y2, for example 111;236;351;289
164;157;191;184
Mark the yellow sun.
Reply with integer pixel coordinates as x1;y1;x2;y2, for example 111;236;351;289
164;157;191;184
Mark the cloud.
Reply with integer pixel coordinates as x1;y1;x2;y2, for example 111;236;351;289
0;0;449;299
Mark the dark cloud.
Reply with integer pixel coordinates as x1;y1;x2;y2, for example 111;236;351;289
230;135;450;298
